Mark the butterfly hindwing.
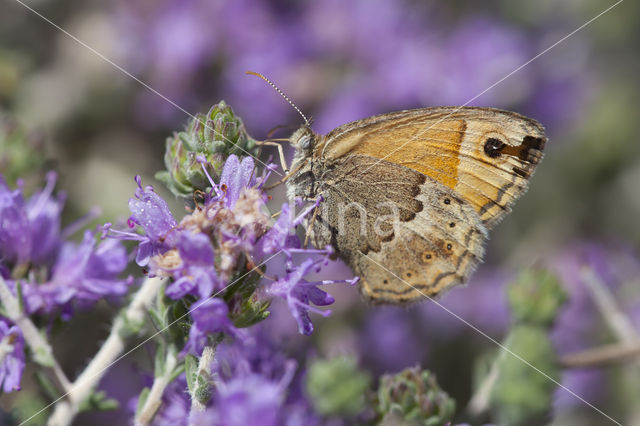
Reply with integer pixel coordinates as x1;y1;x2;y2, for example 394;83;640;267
310;155;486;304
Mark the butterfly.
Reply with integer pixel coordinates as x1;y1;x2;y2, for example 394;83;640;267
249;73;547;305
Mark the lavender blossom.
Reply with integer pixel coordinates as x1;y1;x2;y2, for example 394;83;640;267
0;172;63;268
182;298;243;356
261;256;352;336
0;173;131;318
110;154;354;337
0;320;25;392
127;175;179;267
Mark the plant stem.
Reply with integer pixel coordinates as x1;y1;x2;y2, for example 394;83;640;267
47;276;164;426
581;267;640;344
190;345;216;416
136;346;179;426
0;276;71;392
581;267;640;425
561;341;640;368
467;348;507;417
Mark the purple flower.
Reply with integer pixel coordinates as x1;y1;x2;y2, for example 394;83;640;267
219;155;256;208
195;331;316;426
24;172;65;265
0;173;131;318
162;232;217;299
253;201;298;259
148;374;190;426
21;230;131;316
0;175;31;265
261;256;357;336
199;372;289;426
150;330;317;426
0;172;64;268
104;175;181;268
128;176;179;266
182;298;243;356
0;320;25;392
109;155;270;294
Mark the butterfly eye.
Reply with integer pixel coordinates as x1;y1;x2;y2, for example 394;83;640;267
484;138;506;158
300;135;313;151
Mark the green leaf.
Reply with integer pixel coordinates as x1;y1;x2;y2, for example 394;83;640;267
136;387;150;417
184;354;198;395
34;371;59;401
79;391;120;412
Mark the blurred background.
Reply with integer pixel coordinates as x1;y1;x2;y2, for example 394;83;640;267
1;0;639;424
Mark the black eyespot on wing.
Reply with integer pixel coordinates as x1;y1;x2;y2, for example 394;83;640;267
484;138;506;158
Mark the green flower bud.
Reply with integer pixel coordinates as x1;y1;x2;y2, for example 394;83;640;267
377;366;455;426
155;101;258;197
507;269;567;326
491;325;560;426
306;356;371;417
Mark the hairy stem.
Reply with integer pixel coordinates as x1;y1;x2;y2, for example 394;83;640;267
0;276;71;392
47;276;164;426
136;346;179;425
190;345;216;417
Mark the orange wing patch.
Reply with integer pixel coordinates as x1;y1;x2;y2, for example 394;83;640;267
339;118;465;189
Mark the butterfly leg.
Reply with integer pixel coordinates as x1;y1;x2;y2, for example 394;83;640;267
256;140;289;174
263;160;305;190
303;195;324;248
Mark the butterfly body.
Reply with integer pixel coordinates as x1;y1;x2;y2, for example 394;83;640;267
286;107;546;304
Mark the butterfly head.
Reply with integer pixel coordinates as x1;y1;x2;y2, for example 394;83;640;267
290;126;317;159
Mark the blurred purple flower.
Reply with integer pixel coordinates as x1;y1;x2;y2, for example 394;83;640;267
0;320;25;392
149;374;191;426
196;371;291;426
112;1;589;135
548;243;619;354
0;175;30;265
0;172;63;267
205;329;317;426
182;298;243;356
149;329;317;426
20;230;131;317
359;307;423;373
0;173;131;318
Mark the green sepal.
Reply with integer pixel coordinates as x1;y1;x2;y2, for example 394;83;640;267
377;366;455;426
154;343;167;378
306;356;371;417
78;390;120;413
507;269;567;326
490;325;560;426
156;101;258;197
184;354;198;395
135;387;151;417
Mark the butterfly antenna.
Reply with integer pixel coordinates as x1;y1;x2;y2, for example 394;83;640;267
246;71;310;127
